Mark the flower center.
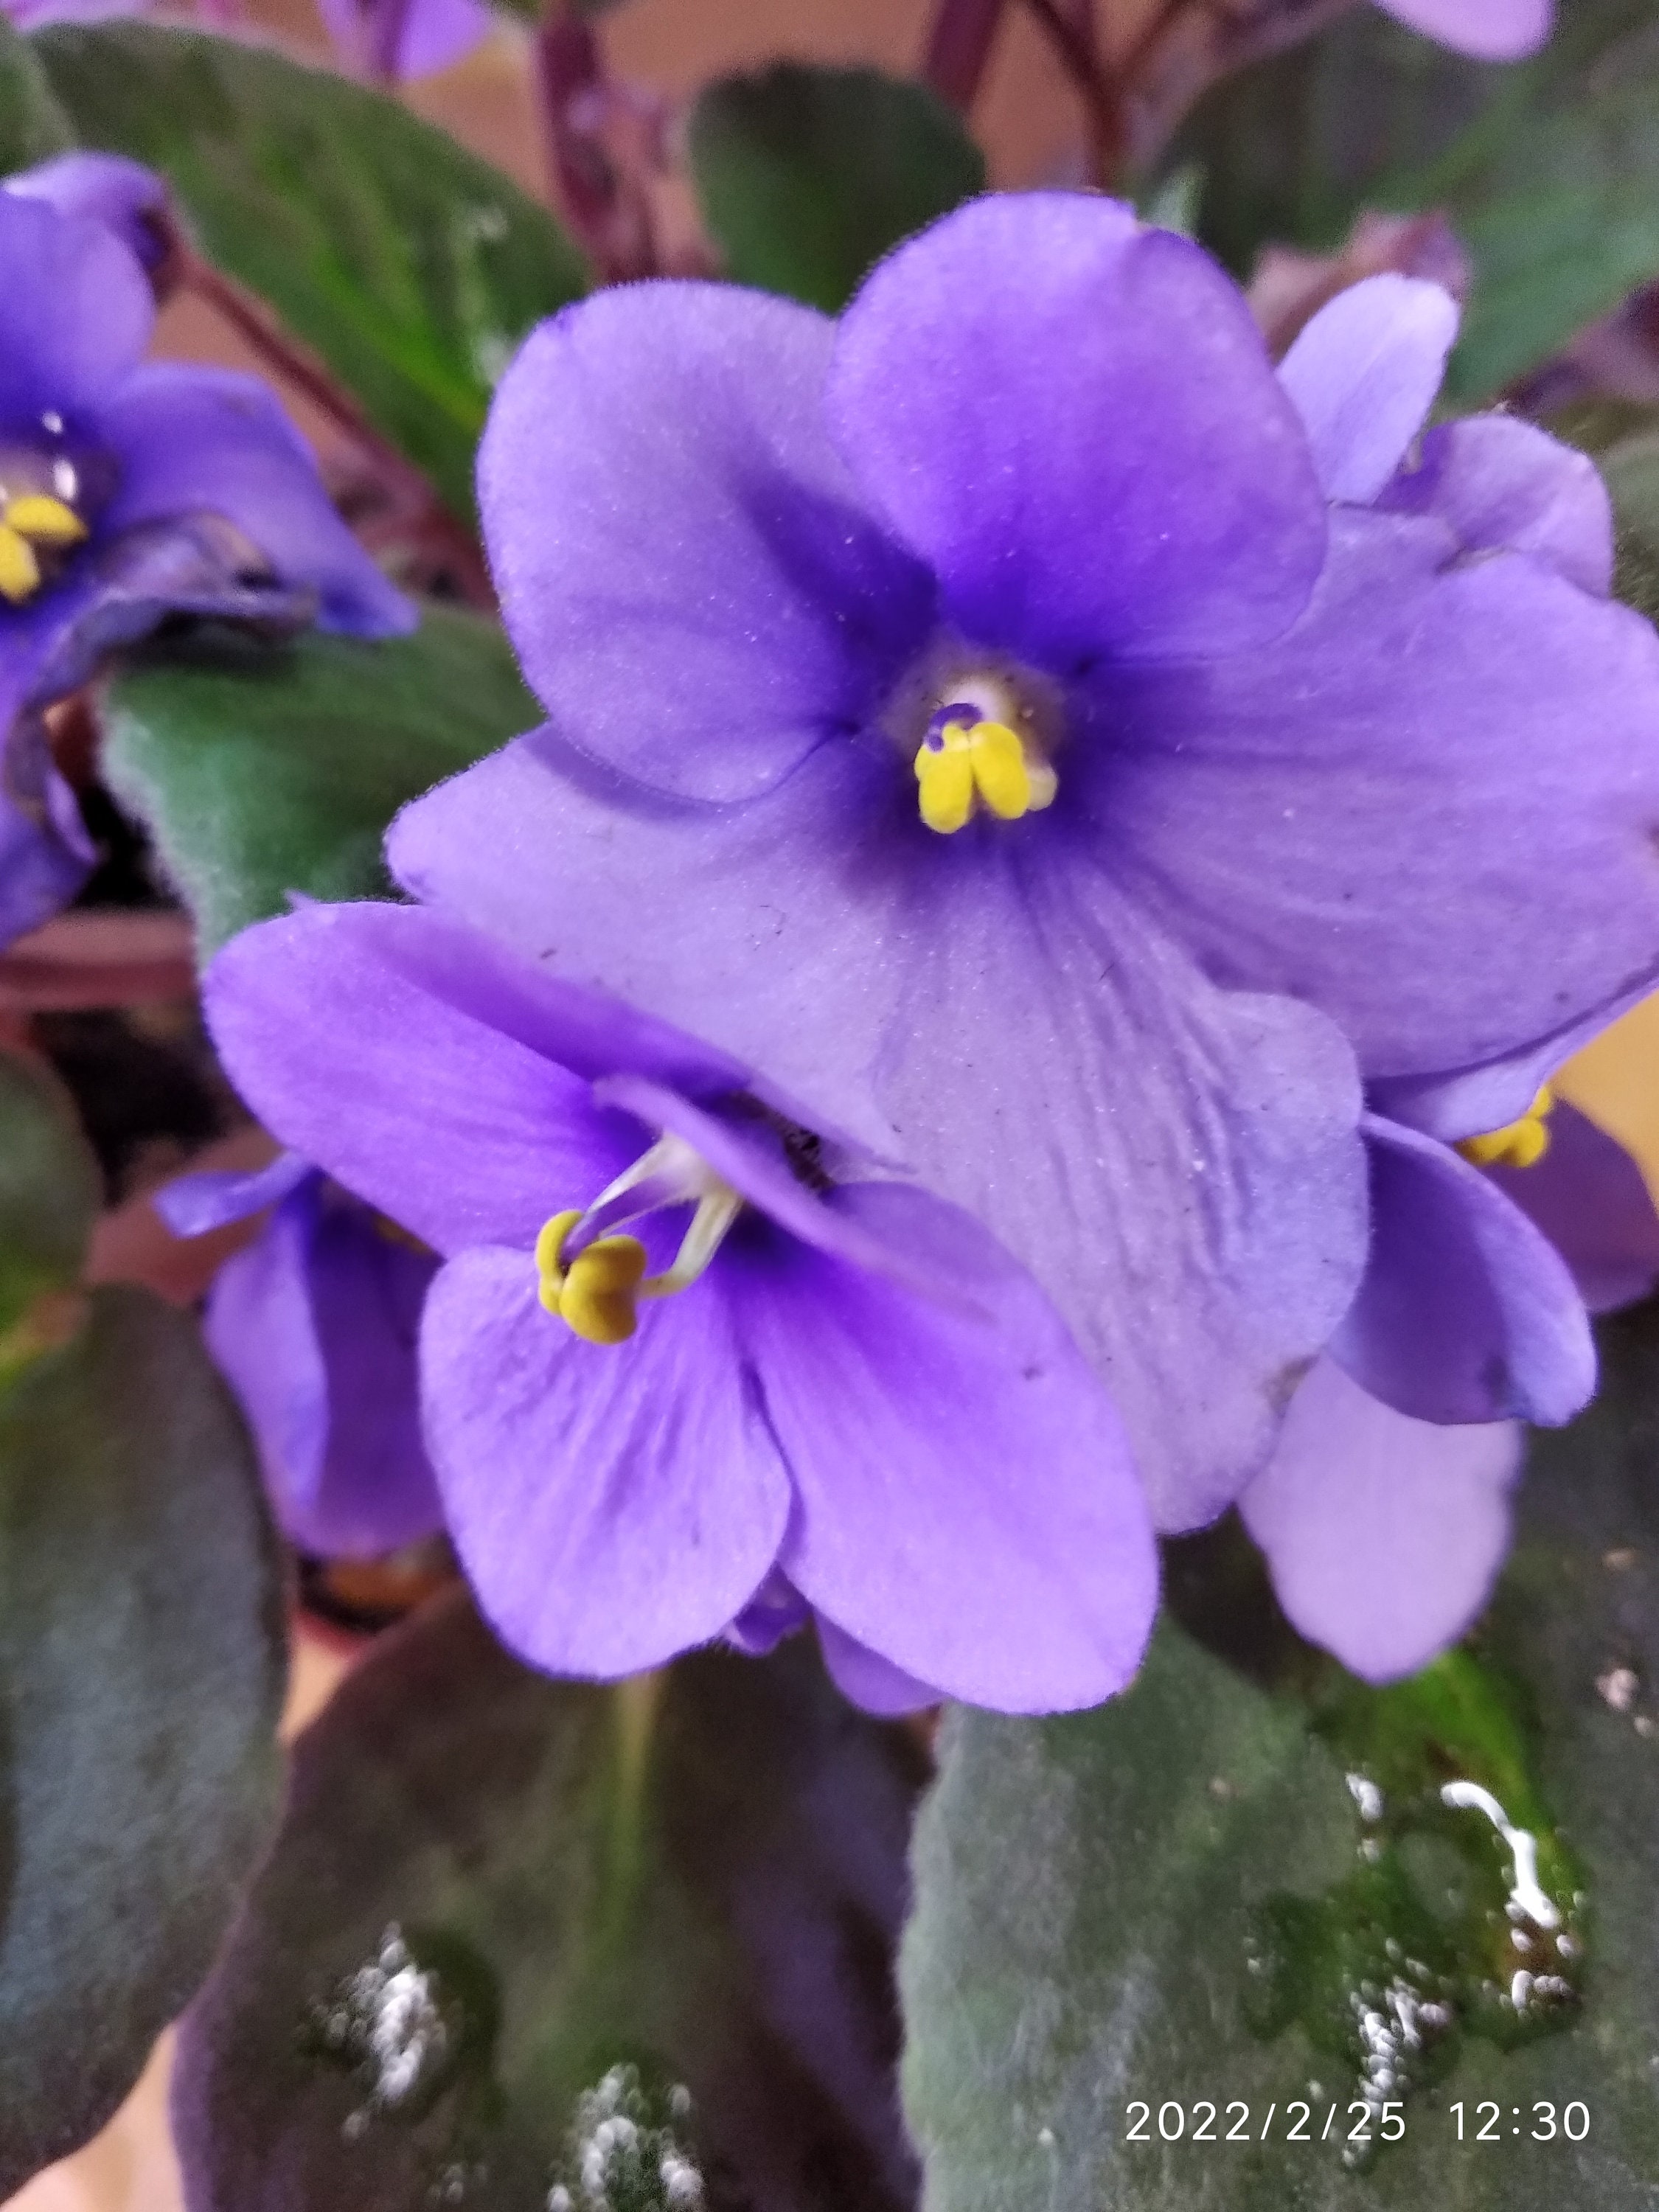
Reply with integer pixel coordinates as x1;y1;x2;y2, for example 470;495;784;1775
1456;1083;1556;1170
534;1134;742;1346
0;425;96;605
900;667;1059;836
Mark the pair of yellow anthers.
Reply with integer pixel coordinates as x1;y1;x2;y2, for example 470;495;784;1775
913;715;1057;835
0;494;86;604
1457;1083;1555;1171
535;1155;744;1347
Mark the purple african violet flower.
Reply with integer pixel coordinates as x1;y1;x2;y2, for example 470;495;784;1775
316;0;492;82
1243;1091;1659;1681
389;195;1659;1534
159;1152;443;1559
1372;0;1548;60
0;184;410;949
203;897;1159;1716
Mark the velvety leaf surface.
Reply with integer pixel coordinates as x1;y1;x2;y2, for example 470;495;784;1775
0;1051;98;1352
0;14;72;171
29;21;588;518
174;1593;927;2211
0;1287;287;2193
901;1301;1659;2209
101;609;538;959
1166;0;1659;400
687;63;985;313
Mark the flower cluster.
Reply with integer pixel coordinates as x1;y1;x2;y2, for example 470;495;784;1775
0;157;410;951
201;190;1659;1709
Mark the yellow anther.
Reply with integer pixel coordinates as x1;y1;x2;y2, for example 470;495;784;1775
913;717;1057;835
1457;1083;1556;1170
914;723;975;833
0;525;40;604
535;1208;647;1345
4;495;86;547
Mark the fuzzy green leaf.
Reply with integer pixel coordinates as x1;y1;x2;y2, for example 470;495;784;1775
101;609;538;960
1164;0;1659;401
901;1302;1659;2208
0;13;72;171
688;63;985;313
0;1289;286;2193
0;1052;98;1353
174;1594;926;2210
30;20;587;519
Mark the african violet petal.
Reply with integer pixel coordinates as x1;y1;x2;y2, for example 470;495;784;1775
1109;506;1659;1083
156;1149;313;1237
4;153;171;276
1330;1114;1594;1425
94;365;414;638
420;1244;791;1675
817;1616;941;1717
1276;273;1458;504
315;0;492;78
205;903;652;1259
1374;0;1551;60
0;190;152;420
390;728;904;1155
1489;1099;1659;1315
478;282;932;802
0;768;91;950
734;1182;1157;1713
870;863;1366;1531
824;192;1327;667
201;1185;330;1557
1240;1356;1522;1683
1380;414;1613;594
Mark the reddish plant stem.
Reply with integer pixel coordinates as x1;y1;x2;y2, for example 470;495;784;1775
1126;0;1358;169
0;910;197;1012
919;0;1011;111
178;248;494;610
1021;0;1125;187
535;6;658;283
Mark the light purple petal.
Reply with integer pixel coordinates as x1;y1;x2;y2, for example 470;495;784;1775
203;1190;328;1554
1110;506;1659;1084
824;193;1326;667
478;283;932;803
1240;1357;1522;1682
1276;274;1458;504
95;365;414;638
1331;1114;1594;1425
732;1181;1157;1713
0;768;91;949
592;1073;969;1312
206;1181;442;1557
1373;0;1551;60
1368;972;1659;1143
315;0;493;77
1488;1099;1659;1314
0;192;152;420
392;732;1369;1528
421;1243;791;1675
868;866;1367;1531
389;729;905;1157
5;153;170;276
156;1149;313;1237
1379;414;1613;594
205;903;657;1258
816;1616;940;1716
392;0;493;77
